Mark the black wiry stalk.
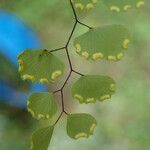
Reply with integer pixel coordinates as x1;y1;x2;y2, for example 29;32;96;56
53;0;92;125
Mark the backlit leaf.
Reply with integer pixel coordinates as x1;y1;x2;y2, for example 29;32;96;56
27;92;57;120
74;24;130;61
67;113;97;139
31;126;53;150
18;49;64;83
72;75;116;104
103;0;145;12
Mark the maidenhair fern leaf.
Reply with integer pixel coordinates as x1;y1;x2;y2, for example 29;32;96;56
31;126;53;150
71;0;98;11
18;49;64;83
103;0;145;12
72;75;116;104
67;113;97;139
27;92;57;120
74;24;130;61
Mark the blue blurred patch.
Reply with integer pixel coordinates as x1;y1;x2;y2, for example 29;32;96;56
0;10;47;108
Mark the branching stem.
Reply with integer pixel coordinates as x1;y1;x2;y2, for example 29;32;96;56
53;0;92;125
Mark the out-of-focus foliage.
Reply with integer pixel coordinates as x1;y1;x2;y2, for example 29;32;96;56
0;0;150;150
0;53;29;90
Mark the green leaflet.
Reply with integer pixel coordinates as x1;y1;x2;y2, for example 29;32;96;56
31;126;54;150
67;113;97;139
103;0;145;12
72;75;116;104
18;49;64;83
27;92;57;120
71;0;98;11
74;24;130;61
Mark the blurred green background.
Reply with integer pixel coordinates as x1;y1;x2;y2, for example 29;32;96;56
0;0;150;150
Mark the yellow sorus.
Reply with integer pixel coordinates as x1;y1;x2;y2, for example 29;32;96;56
110;6;120;12
108;55;117;61
123;5;132;11
75;132;88;139
86;98;95;103
75;3;84;11
92;0;98;4
27;101;30;106
51;70;62;80
18;64;23;72
74;94;84;103
22;74;35;82
81;51;89;59
86;3;94;10
100;95;111;101
75;43;81;53
40;78;49;84
123;39;130;49
38;114;44;119
28;108;35;117
18;59;24;72
46;114;50;119
136;1;145;8
117;53;124;60
92;52;104;60
18;59;23;65
110;84;116;91
90;123;97;133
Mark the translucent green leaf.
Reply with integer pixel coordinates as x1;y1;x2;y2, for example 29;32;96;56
72;75;116;104
103;0;145;12
31;126;53;150
18;49;64;83
27;92;57;120
67;113;97;139
71;0;98;12
74;24;130;61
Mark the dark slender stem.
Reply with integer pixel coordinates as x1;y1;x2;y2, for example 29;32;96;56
65;47;73;70
53;70;72;93
53;89;61;94
62;70;72;89
72;69;84;76
54;110;69;125
60;90;65;111
64;111;69;115
69;0;92;29
66;21;77;47
53;0;91;125
69;0;78;20
49;46;66;53
54;111;63;125
77;20;92;29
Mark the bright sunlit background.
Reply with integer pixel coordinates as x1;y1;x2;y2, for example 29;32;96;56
0;0;150;150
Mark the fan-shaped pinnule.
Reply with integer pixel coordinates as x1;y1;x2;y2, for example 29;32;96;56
74;24;130;61
67;113;97;139
27;92;57;120
72;75;116;104
31;126;54;150
18;49;65;84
